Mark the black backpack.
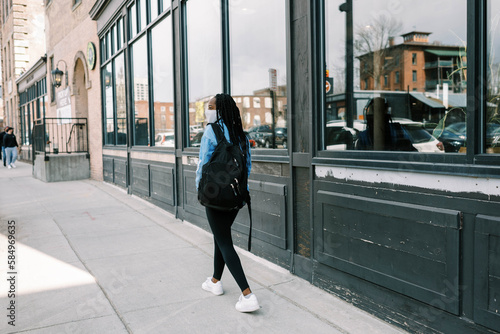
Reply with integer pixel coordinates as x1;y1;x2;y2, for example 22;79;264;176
198;122;253;251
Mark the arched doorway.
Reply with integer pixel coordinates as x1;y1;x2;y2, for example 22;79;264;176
73;58;88;119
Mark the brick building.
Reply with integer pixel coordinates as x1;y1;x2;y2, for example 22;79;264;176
359;31;467;93
44;0;101;179
0;0;45;141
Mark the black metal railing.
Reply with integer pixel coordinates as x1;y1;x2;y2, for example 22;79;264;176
33;118;88;157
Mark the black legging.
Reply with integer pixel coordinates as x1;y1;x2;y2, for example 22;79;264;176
206;207;250;292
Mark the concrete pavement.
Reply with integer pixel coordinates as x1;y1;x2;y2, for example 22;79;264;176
0;161;408;334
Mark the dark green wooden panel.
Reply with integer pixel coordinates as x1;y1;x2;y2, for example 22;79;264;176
183;170;205;217
103;156;113;183
113;158;127;188
131;161;150;197
233;180;287;249
315;190;460;314
489;276;500;313
321;202;447;262
150;164;174;206
475;215;500;332
183;168;287;249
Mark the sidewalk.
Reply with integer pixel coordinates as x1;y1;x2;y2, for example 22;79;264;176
0;162;408;334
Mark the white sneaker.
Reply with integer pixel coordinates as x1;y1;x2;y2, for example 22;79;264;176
10;163;16;168
7;165;12;169
202;277;223;295
235;293;260;312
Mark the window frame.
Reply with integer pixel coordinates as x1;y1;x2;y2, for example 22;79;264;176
314;0;500;178
181;0;290;160
100;1;175;150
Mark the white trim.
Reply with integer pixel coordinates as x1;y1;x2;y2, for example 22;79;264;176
316;166;500;196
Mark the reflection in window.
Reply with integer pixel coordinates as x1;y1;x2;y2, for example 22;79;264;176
152;16;174;148
186;0;221;147
103;62;114;145
230;0;287;149
131;36;149;146
115;53;127;145
487;1;500;154
325;0;466;154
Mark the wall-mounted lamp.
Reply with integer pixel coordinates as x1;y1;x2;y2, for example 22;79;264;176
104;69;112;87
51;60;68;88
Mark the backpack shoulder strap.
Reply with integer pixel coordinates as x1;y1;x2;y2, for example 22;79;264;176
209;122;226;144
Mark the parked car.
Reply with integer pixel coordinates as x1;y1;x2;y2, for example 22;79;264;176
326;119;444;152
246;125;287;148
246;125;272;147
190;129;256;148
432;122;466;152
433;121;500;152
274;127;288;149
155;132;175;147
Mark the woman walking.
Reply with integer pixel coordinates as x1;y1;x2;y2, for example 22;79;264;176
195;93;259;313
3;127;19;169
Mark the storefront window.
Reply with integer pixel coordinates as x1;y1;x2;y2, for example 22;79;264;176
229;0;287;149
325;0;467;154
115;53;127;145
487;1;500;154
131;36;149;146
186;0;222;147
103;62;114;145
151;16;174;148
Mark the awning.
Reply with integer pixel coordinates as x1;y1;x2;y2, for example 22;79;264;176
425;49;465;57
409;92;445;108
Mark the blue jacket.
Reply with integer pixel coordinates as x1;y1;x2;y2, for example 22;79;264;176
196;120;251;190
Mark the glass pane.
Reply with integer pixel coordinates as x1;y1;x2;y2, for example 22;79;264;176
150;0;158;22
487;1;500;154
139;0;147;30
325;0;467;153
115;52;127;145
116;18;122;50
103;62;115;145
152;16;174;148
129;3;137;39
131;36;150;146
111;25;116;55
186;0;221;147
106;31;111;60
230;0;287;149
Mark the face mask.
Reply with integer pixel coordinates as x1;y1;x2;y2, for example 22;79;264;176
205;108;218;123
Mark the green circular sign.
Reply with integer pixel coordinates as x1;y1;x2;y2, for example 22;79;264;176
87;42;96;70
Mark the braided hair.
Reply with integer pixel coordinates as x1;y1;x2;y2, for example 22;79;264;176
215;93;248;153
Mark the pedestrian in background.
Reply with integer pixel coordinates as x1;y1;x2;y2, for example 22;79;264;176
0;126;7;167
195;93;260;313
3;127;19;169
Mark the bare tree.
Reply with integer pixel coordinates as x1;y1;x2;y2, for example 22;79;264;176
355;14;403;90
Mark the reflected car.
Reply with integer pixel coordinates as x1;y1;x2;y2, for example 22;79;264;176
396;119;444;152
154;132;175;147
246;125;287;148
490;126;500;148
246;125;273;147
433;122;466;152
326;119;444;152
190;130;256;148
191;131;204;147
325;120;364;150
434;122;500;152
274;127;288;149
